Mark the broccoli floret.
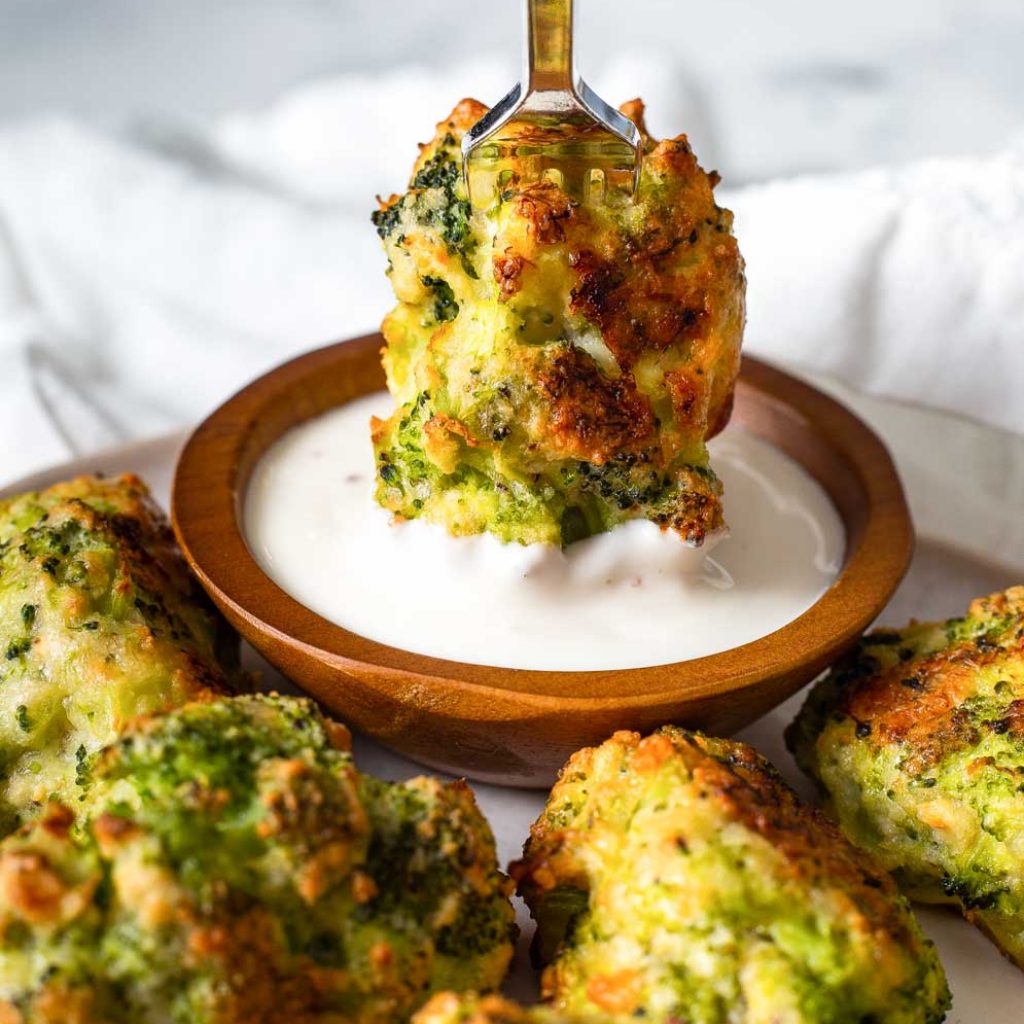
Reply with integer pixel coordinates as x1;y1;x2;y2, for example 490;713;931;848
372;142;473;257
370;100;743;547
422;275;460;323
372;201;404;242
514;728;950;1024
0;695;515;1024
789;585;1024;971
0;474;242;836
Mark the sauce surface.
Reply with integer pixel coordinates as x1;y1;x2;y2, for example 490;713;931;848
244;393;844;671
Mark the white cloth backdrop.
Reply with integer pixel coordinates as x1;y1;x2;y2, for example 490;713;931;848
0;58;1022;566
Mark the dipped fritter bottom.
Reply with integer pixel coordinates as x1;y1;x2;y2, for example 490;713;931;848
789;586;1024;969
0;695;516;1023
514;728;949;1024
372;100;744;546
0;474;242;834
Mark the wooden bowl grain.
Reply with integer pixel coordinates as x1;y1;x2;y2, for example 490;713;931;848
172;334;912;786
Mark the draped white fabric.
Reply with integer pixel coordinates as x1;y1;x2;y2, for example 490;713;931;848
0;61;1021;574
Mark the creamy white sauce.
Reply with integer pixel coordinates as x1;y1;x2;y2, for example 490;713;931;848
244;392;844;671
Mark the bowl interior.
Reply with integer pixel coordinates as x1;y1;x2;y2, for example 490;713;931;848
173;335;910;711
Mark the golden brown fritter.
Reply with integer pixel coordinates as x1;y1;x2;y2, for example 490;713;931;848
513;727;949;1024
0;474;242;834
0;695;517;1024
789;585;1024;969
371;99;745;545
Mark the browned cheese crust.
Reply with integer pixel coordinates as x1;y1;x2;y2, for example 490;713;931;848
511;728;949;1023
371;99;745;545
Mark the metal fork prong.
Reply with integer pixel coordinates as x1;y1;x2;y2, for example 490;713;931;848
576;76;642;192
462;0;643;206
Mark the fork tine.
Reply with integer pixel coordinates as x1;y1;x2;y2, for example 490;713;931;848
462;0;642;208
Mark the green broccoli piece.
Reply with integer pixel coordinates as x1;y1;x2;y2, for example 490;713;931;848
0;695;516;1024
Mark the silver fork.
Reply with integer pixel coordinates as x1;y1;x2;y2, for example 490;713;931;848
462;0;643;207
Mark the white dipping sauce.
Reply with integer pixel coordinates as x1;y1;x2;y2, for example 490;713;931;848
245;392;844;671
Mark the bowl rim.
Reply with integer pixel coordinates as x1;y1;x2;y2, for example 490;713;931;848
172;334;913;708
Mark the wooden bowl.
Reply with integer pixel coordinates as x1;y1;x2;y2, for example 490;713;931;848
172;335;912;787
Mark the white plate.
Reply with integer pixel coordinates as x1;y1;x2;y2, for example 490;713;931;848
4;433;1023;1019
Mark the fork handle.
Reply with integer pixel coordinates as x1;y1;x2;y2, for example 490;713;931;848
525;0;575;94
